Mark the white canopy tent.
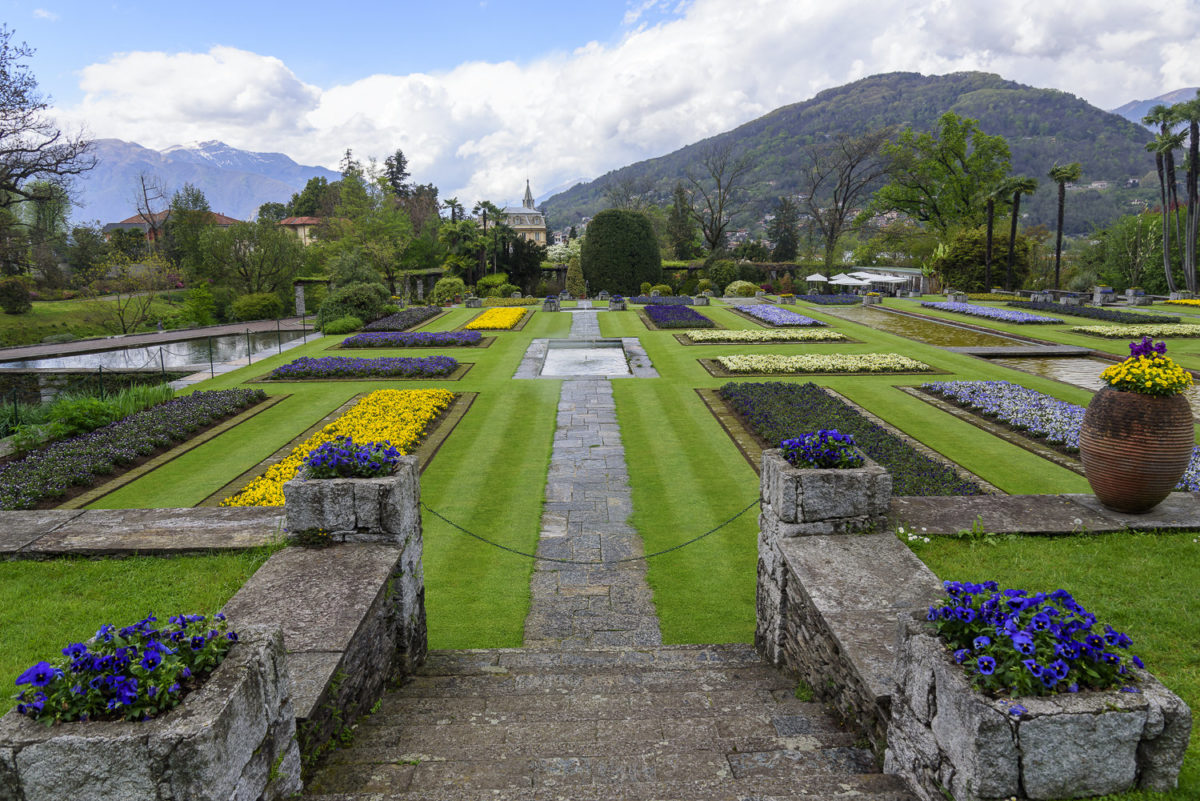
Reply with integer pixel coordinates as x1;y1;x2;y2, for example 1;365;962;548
805;273;828;282
828;276;872;286
848;271;877;280
873;275;909;283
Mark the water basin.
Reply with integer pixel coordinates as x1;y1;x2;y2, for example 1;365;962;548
990;355;1200;415
0;330;309;370
540;339;631;377
819;305;1023;348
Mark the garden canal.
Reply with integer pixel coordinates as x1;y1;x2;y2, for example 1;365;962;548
988;354;1200;415
0;329;309;371
817;304;1023;347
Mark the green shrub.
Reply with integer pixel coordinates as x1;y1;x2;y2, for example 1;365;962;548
566;258;585;297
322;315;363;335
47;396;119;439
724;280;759;297
431;276;467;304
108;383;174;420
328;252;385;290
316;282;390;328
650;284;672;296
706;261;737;293
231;292;284;322
581;209;662;294
476;273;509;296
496;282;520;298
681;279;699;296
640;282;653;295
696;278;714;293
0;278;32;315
181;286;216;326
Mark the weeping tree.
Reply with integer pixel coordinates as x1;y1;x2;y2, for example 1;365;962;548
1047;162;1083;290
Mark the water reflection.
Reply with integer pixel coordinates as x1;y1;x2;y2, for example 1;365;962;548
818;305;1022;348
989;356;1200;415
0;330;309;370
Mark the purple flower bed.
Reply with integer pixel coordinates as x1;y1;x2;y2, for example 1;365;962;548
0;389;266;510
362;305;443;331
341;331;482;348
645;304;714;328
796;294;861;305
718;381;982;496
1008;301;1180;324
921;301;1062;324
922;379;1200;492
269;355;458;380
739;305;826;327
630;295;693;305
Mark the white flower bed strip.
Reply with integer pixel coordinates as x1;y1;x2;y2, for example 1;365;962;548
1070;323;1200;338
716;353;932;373
685;329;847;343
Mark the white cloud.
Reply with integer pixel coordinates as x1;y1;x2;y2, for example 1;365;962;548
55;0;1200;207
33;8;59;21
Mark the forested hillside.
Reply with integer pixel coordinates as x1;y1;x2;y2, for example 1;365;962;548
544;72;1155;235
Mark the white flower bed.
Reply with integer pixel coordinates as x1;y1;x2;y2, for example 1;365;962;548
1070;323;1200;338
685;329;847;343
716;353;932;374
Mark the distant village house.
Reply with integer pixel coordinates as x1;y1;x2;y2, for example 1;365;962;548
102;210;240;242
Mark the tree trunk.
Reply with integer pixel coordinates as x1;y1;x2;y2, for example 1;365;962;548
984;198;994;288
1166;149;1184;280
1188;120;1200;293
1005;191;1021;291
1156;152;1177;293
1054;182;1066;290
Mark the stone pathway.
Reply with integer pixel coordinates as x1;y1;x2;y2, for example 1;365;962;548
523;309;662;647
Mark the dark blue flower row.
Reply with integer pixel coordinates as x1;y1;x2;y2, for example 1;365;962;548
0;389;266;510
14;613;237;723
1009;301;1180;324
795;294;862;305
645;304;715;328
931;581;1145;705
269;355;459;380
362;305;443;331
341;331;482;348
718;381;982;496
629;295;693;305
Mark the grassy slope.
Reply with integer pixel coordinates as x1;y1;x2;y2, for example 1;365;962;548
917;531;1200;799
0;297;183;347
0;548;273;713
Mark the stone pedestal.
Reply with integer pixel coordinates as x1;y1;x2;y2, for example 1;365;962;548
294;284;306;317
465;296;482;308
598;290;610;301
1130;295;1152;306
283;456;421;545
1030;292;1053;302
609;298;627;311
755;290;767;298
863;295;882;305
885;616;1192;801
1093;288;1116;304
758;449;891;539
778;295;794;305
1061;295;1083;305
1170;291;1194;301
542;298;560;311
0;627;301;801
693;295;710;306
946;292;968;304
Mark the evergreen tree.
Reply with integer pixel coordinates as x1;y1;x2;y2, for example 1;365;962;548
667;182;697;259
767;196;800;262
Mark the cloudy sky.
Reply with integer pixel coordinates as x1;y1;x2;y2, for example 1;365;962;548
12;0;1200;205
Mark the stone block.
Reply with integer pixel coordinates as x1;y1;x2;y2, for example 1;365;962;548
465;296;482;308
885;616;1191;801
693;295;709;306
609;299;627;311
760;449;891;529
0;626;300;801
283;456;419;544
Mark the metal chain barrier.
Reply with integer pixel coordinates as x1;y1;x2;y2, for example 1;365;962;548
421;496;760;565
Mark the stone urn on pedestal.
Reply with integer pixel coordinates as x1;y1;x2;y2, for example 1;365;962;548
1079;337;1195;513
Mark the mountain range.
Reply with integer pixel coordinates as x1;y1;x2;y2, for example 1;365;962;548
68;139;340;226
1108;88;1199;128
543;71;1159;236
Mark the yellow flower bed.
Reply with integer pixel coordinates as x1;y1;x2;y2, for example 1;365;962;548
221;388;455;507
1100;356;1194;397
464;308;527;330
1165;299;1200;307
481;297;538;307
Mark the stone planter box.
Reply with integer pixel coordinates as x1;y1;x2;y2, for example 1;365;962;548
863;295;882;305
0;626;301;801
778;295;794;305
1130;295;1152;305
885;616;1192;801
609;299;627;311
759;448;891;536
283;456;420;545
598;290;610;300
1030;292;1053;302
542;298;560;311
702;289;714;297
465;296;482;308
946;292;968;304
693;295;710;306
1061;295;1084;305
1170;291;1194;301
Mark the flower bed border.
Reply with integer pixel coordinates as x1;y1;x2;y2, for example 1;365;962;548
1069;325;1200;339
637;307;723;331
57;393;289;509
694;387;997;493
672;332;857;346
198;392;476;507
330;335;496;350
248;361;474;383
456;308;534;332
725;305;825;328
360;307;449;332
697;357;944;378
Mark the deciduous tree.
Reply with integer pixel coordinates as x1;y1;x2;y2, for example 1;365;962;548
685;142;752;253
799;128;890;269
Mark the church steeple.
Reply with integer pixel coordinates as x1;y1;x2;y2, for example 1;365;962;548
523;180;535;210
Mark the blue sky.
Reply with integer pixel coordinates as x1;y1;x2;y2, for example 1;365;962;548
8;0;1200;204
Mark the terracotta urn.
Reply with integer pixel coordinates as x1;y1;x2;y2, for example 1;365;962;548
1079;386;1193;513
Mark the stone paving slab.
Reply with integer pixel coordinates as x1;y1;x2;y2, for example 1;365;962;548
887;493;1200;535
0;510;83;553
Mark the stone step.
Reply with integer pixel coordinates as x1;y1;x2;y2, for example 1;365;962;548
304;645;917;800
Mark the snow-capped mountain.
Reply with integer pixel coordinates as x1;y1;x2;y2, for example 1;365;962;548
70;139;340;226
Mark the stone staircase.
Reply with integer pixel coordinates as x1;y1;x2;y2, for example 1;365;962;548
304;643;915;800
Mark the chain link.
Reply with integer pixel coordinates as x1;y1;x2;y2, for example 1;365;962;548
421;497;760;565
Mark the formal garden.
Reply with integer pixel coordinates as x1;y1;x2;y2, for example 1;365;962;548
0;292;1196;798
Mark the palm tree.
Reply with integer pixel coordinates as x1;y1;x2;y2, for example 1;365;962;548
1144;105;1184;258
982;182;1010;290
1002;177;1038;291
1147;131;1186;293
1047;163;1083;290
442;197;462;223
1173;94;1200;293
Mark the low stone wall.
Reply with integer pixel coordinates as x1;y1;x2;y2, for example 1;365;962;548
0;626;301;801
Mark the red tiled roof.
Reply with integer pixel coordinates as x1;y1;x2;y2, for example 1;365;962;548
279;216;323;225
114;210;240;226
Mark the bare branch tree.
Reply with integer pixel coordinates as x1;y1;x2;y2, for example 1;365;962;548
131;172;168;246
602;174;654;212
0;26;95;210
685;142;752;253
800;128;892;270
